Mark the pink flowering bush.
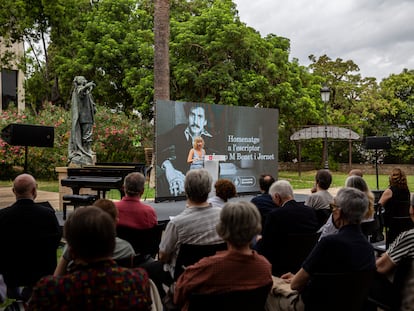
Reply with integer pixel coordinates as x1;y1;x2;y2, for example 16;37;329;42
0;103;153;180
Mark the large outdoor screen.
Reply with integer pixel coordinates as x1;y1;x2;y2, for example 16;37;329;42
155;100;278;201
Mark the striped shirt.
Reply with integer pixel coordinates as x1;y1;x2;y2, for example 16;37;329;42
387;228;414;264
160;205;223;276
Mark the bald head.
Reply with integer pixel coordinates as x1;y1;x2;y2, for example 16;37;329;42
13;174;37;200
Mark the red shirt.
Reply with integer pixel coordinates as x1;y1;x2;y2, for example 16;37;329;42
115;196;158;229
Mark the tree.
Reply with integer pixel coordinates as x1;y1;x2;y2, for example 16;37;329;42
376;69;414;163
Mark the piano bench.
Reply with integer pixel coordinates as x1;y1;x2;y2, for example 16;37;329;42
62;194;98;220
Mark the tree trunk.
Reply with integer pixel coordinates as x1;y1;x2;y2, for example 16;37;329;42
154;0;170;101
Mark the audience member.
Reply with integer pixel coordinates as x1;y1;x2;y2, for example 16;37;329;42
378;168;410;224
29;207;152;310
369;194;414;310
281;187;375;307
116;172;158;229
319;175;375;240
349;168;363;177
0;174;61;290
305;169;334;227
142;169;223;297
207;178;237;208
54;199;135;276
251;174;278;231
174;201;272;311
255;180;318;276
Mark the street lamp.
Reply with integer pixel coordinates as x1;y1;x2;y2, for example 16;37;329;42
320;85;330;169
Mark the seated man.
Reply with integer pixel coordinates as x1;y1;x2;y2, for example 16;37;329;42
305;169;334;227
174;201;272;311
282;187;375;307
0;174;61;292
142;169;223;297
255;180;319;276
29;207;152;310
54;199;135;276
251;174;277;232
116;172;158;230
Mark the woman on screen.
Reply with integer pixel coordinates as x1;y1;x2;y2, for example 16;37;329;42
187;136;205;170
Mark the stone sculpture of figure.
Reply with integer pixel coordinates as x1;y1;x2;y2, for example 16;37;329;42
68;76;96;166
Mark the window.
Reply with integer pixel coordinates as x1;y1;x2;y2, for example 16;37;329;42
2;69;18;110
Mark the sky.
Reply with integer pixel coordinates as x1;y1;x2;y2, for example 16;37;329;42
232;0;414;81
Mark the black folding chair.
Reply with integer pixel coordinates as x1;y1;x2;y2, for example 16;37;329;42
116;222;166;258
188;284;272;311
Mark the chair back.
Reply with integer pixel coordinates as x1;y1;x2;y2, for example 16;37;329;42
386;216;414;248
116;223;166;258
272;232;319;276
187;284;272;311
303;270;374;311
174;243;227;280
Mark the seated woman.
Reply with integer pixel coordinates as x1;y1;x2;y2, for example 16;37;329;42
174;201;272;311
54;199;135;276
282;187;375;306
29;207;152;310
207;179;237;208
318;175;375;240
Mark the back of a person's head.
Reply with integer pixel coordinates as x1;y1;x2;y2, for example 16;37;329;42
269;180;293;200
389;168;409;190
335;187;368;224
316;169;332;190
93;199;117;221
185;169;212;203
345;175;368;193
348;169;363;177
64;206;116;261
13;173;36;199
259;174;275;193
214;179;236;202
124;172;145;196
216;201;261;248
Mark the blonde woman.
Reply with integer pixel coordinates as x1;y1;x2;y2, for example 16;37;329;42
187;136;205;170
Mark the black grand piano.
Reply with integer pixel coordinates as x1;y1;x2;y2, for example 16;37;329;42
61;162;146;198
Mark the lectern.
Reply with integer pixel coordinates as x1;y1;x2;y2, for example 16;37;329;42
204;155;226;185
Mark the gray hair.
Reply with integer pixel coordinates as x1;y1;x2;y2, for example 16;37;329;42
269;180;294;200
185;169;212;203
216;201;261;248
335;187;368;224
124;172;145;196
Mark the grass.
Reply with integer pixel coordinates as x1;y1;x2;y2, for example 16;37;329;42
2;171;414;198
278;171;398;191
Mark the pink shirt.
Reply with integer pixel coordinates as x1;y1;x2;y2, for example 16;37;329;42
115;196;158;229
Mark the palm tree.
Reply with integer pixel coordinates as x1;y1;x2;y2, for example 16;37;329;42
154;0;170;101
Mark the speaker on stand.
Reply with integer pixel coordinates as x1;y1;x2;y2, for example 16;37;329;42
364;136;391;190
1;123;54;173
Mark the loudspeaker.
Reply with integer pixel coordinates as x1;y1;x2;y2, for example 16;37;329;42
1;123;54;147
364;136;391;150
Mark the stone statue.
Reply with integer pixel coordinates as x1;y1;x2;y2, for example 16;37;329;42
68;76;96;166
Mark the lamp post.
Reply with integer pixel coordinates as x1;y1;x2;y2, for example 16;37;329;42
320;85;330;170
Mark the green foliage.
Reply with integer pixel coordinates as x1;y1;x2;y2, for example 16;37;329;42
0;103;153;180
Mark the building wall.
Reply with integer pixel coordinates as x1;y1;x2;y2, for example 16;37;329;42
0;38;25;112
